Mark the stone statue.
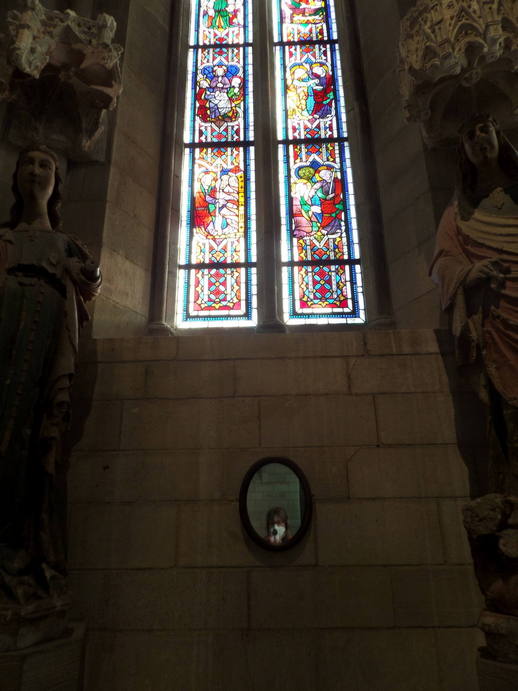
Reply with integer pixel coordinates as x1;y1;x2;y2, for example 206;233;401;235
0;146;101;650
430;115;518;669
430;113;518;495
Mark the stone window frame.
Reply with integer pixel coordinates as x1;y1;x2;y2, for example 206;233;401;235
148;0;391;335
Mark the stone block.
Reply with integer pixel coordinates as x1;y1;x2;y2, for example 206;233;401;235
80;336;178;364
383;189;437;263
381;149;431;225
111;129;159;197
357;2;400;90
84;630;317;691
60;200;106;251
176;331;365;361
375;393;457;444
103;199;155;272
77;362;147;400
115;68;164;161
90;296;148;339
349;354;448;393
235;358;348;396
389;241;436;312
478;654;518;691
68;503;176;569
438;498;473;563
348;446;470;498
247;631;317;691
120;398;260;449
83;631;211;691
365;329;449;355
64;164;110;203
69;450;224;503
394;290;444;330
436;629;483;691
260;395;377;447
70;569;247;630
0;622;84;691
318;500;444;565
144;360;234;398
391;566;482;627
249;567;393;629
316;629;440;691
75;400;122;451
99;246;150;316
176;502;316;567
125;3;169;93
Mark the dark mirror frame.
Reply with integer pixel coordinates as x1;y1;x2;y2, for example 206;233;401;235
239;457;313;551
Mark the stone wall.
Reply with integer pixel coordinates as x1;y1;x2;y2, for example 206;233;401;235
353;0;453;328
90;0;171;336
68;330;483;690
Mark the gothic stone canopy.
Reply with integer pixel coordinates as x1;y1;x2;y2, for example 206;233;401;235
0;0;123;158
399;0;518;144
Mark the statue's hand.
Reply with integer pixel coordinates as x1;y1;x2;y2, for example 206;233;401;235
66;257;100;282
465;258;510;290
81;258;101;282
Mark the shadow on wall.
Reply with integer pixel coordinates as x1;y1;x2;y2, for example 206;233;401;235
434;329;489;498
66;336;99;546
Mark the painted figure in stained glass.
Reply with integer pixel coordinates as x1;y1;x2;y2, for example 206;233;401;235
196;63;243;124
310;62;333;119
204;0;238;31
194;170;218;236
193;164;244;240
217;171;241;235
287;64;314;120
287;61;333;121
293;159;343;237
284;0;325;26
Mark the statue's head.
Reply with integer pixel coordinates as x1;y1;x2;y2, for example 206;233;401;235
460;114;500;168
9;145;62;229
456;114;518;219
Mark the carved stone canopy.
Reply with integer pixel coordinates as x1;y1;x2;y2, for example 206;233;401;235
0;0;123;160
399;0;518;145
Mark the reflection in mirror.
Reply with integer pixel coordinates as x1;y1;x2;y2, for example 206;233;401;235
239;458;312;550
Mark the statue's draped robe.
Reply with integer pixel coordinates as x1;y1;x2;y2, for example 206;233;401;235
0;225;100;608
430;188;518;405
430;188;518;493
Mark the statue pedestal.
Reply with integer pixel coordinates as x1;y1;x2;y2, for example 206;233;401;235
479;653;518;691
0;621;85;691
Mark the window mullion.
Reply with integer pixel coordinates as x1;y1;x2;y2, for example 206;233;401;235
253;0;286;332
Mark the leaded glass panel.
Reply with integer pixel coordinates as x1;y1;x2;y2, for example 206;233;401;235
178;0;256;327
274;0;365;323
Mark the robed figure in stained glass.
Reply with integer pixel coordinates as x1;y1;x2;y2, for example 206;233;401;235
194;170;218;236
196;63;243;124
205;0;237;30
293;160;343;237
310;62;333;119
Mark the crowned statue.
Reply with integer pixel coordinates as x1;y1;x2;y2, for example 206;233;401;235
0;146;101;650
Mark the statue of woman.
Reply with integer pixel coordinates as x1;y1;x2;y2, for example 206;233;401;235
0;146;101;643
430;114;518;495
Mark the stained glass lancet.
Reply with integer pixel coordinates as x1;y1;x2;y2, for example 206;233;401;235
273;0;365;323
177;0;257;327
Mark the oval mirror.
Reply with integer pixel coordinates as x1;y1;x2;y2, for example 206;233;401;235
239;458;312;550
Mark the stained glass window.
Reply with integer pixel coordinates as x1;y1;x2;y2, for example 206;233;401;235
273;0;365;323
177;0;257;327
